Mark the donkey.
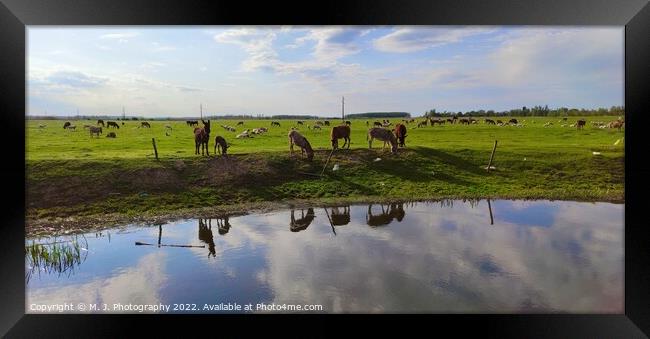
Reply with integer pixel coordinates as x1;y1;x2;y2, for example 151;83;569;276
288;130;314;161
194;119;211;156
213;135;228;156
97;119;105;127
367;127;398;154
330;125;351;150
106;121;120;129
89;126;102;137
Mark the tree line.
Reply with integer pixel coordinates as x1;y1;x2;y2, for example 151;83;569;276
423;106;625;117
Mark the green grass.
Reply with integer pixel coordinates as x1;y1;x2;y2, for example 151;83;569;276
26;117;625;223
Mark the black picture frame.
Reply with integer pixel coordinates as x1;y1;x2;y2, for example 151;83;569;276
1;0;648;337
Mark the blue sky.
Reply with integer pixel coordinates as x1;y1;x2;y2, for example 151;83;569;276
27;26;623;117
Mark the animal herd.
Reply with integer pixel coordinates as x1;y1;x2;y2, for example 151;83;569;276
44;116;624;161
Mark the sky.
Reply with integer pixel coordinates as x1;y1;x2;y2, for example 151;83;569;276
27;26;624;117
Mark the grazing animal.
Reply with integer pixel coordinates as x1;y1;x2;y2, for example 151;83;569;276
106;121;120;129
394;123;407;147
330;206;351;226
297;121;304;125
496;120;503;124
194;119;211;156
67;125;77;131
140;122;151;128
271;121;281;127
89;126;102;137
290;208;316;232
312;125;321;130
63;121;71;129
345;120;351;126
576;119;586;130
373;121;383;127
459;118;470;125
366;121;369;126
316;121;324;126
324;120;330;126
609;120;624;131
485;119;496;125
237;121;244;126
187;120;199;127
213;135;228;155
97;119;105;127
367;127;398;154
330;125;351;150
106;132;116;138
417;120;427;128
366;203;405;227
509;118;518;125
288;130;314;161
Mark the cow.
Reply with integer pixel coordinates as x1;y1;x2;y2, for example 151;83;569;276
394;123;407;147
330;125;351;150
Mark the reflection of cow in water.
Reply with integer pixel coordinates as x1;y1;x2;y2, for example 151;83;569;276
198;218;216;257
366;203;406;227
290;208;315;232
329;206;350;226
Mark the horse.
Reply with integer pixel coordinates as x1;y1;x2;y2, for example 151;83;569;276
187;120;199;127
106;121;120;129
89;126;102;137
297;121;304;125
213;135;228;156
366;203;405;227
97;119;105;127
576;119;586;130
330;125;351;150
394;123;407;147
63;121;71;129
459;118;470;125
198;219;216;257
106;132;116;138
288;130;314;161
237;121;244;126
373;121;383;127
194;119;211;156
509;118;518;125
345;120;351;126
324;120;330;126
140;122;151;128
367;127;398;154
330;206;351;226
271;121;281;127
485;119;496;125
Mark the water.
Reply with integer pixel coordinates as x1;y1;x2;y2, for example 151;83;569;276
25;200;624;313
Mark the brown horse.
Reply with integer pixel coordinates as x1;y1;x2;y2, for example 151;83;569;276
288;130;314;161
140;121;151;128
576;119;586;130
106;121;120;129
394;123;407;147
213;135;228;156
367;127;398;154
330;125;351;150
89;126;102;137
194;119;211;156
97;119;105;127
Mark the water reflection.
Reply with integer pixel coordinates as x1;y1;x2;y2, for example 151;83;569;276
366;203;406;227
290;208;315;232
26;200;624;313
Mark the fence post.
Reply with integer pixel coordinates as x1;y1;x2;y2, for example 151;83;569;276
152;138;159;160
486;140;497;172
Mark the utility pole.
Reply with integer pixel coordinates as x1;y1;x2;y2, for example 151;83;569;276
342;96;345;120
200;103;203;120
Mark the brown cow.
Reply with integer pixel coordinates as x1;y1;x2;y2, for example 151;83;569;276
330;125;351;150
394;123;407;147
367;127;398;154
288;130;314;161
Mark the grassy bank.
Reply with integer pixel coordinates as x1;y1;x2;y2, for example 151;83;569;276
26;117;625;232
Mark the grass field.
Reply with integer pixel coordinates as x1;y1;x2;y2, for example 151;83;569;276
26;116;625;231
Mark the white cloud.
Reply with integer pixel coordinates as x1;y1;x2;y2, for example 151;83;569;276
374;27;496;53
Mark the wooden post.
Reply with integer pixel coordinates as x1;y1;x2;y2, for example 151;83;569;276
152;138;159;160
486;140;497;172
321;148;336;176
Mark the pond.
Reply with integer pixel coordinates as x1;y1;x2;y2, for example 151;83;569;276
25;200;623;313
